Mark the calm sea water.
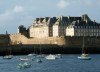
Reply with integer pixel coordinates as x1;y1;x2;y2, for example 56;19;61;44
0;54;100;72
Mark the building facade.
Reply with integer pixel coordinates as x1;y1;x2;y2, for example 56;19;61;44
29;17;57;38
28;14;100;38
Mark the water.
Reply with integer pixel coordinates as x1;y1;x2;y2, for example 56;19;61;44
0;54;100;72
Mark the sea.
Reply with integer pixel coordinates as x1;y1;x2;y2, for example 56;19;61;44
0;54;100;72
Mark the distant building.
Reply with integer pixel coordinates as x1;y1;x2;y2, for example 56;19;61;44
28;14;100;38
65;15;100;36
53;16;82;37
29;17;57;38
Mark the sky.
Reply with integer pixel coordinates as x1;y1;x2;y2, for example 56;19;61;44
0;0;100;34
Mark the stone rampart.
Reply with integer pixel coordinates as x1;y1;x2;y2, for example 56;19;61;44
9;33;66;45
0;34;10;46
10;33;28;44
0;34;100;54
9;33;100;48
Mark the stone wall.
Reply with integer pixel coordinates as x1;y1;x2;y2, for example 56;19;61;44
64;36;100;47
0;34;100;54
10;33;28;44
27;36;65;45
9;33;65;45
9;33;100;48
0;34;10;46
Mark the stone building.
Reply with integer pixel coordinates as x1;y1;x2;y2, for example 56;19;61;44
53;14;100;37
29;14;100;38
29;17;57;38
66;20;100;36
65;15;100;36
53;16;81;37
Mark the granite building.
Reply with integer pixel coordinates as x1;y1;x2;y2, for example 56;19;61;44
28;14;100;38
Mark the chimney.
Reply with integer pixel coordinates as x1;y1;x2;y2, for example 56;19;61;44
45;17;50;22
36;18;39;23
82;14;91;21
94;20;96;24
39;18;44;23
68;16;70;22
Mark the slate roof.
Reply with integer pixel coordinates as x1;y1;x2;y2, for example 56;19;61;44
32;14;100;27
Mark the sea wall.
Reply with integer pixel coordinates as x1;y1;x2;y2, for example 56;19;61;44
0;33;100;55
0;34;10;55
9;33;100;47
9;33;65;45
0;34;10;45
64;36;100;47
10;33;27;44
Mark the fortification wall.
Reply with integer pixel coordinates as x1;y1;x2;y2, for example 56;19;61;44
10;33;28;44
0;34;100;54
64;36;100;47
9;33;66;45
0;34;10;46
27;36;65;45
9;33;100;48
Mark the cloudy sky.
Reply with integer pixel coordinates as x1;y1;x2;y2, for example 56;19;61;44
0;0;100;34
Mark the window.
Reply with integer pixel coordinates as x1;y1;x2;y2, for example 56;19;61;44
78;26;80;28
91;29;93;32
79;33;80;36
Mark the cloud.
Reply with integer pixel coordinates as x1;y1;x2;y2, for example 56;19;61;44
78;0;99;6
0;11;13;22
0;5;24;19
0;5;25;34
84;0;91;5
0;5;25;27
13;5;24;13
57;0;70;9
